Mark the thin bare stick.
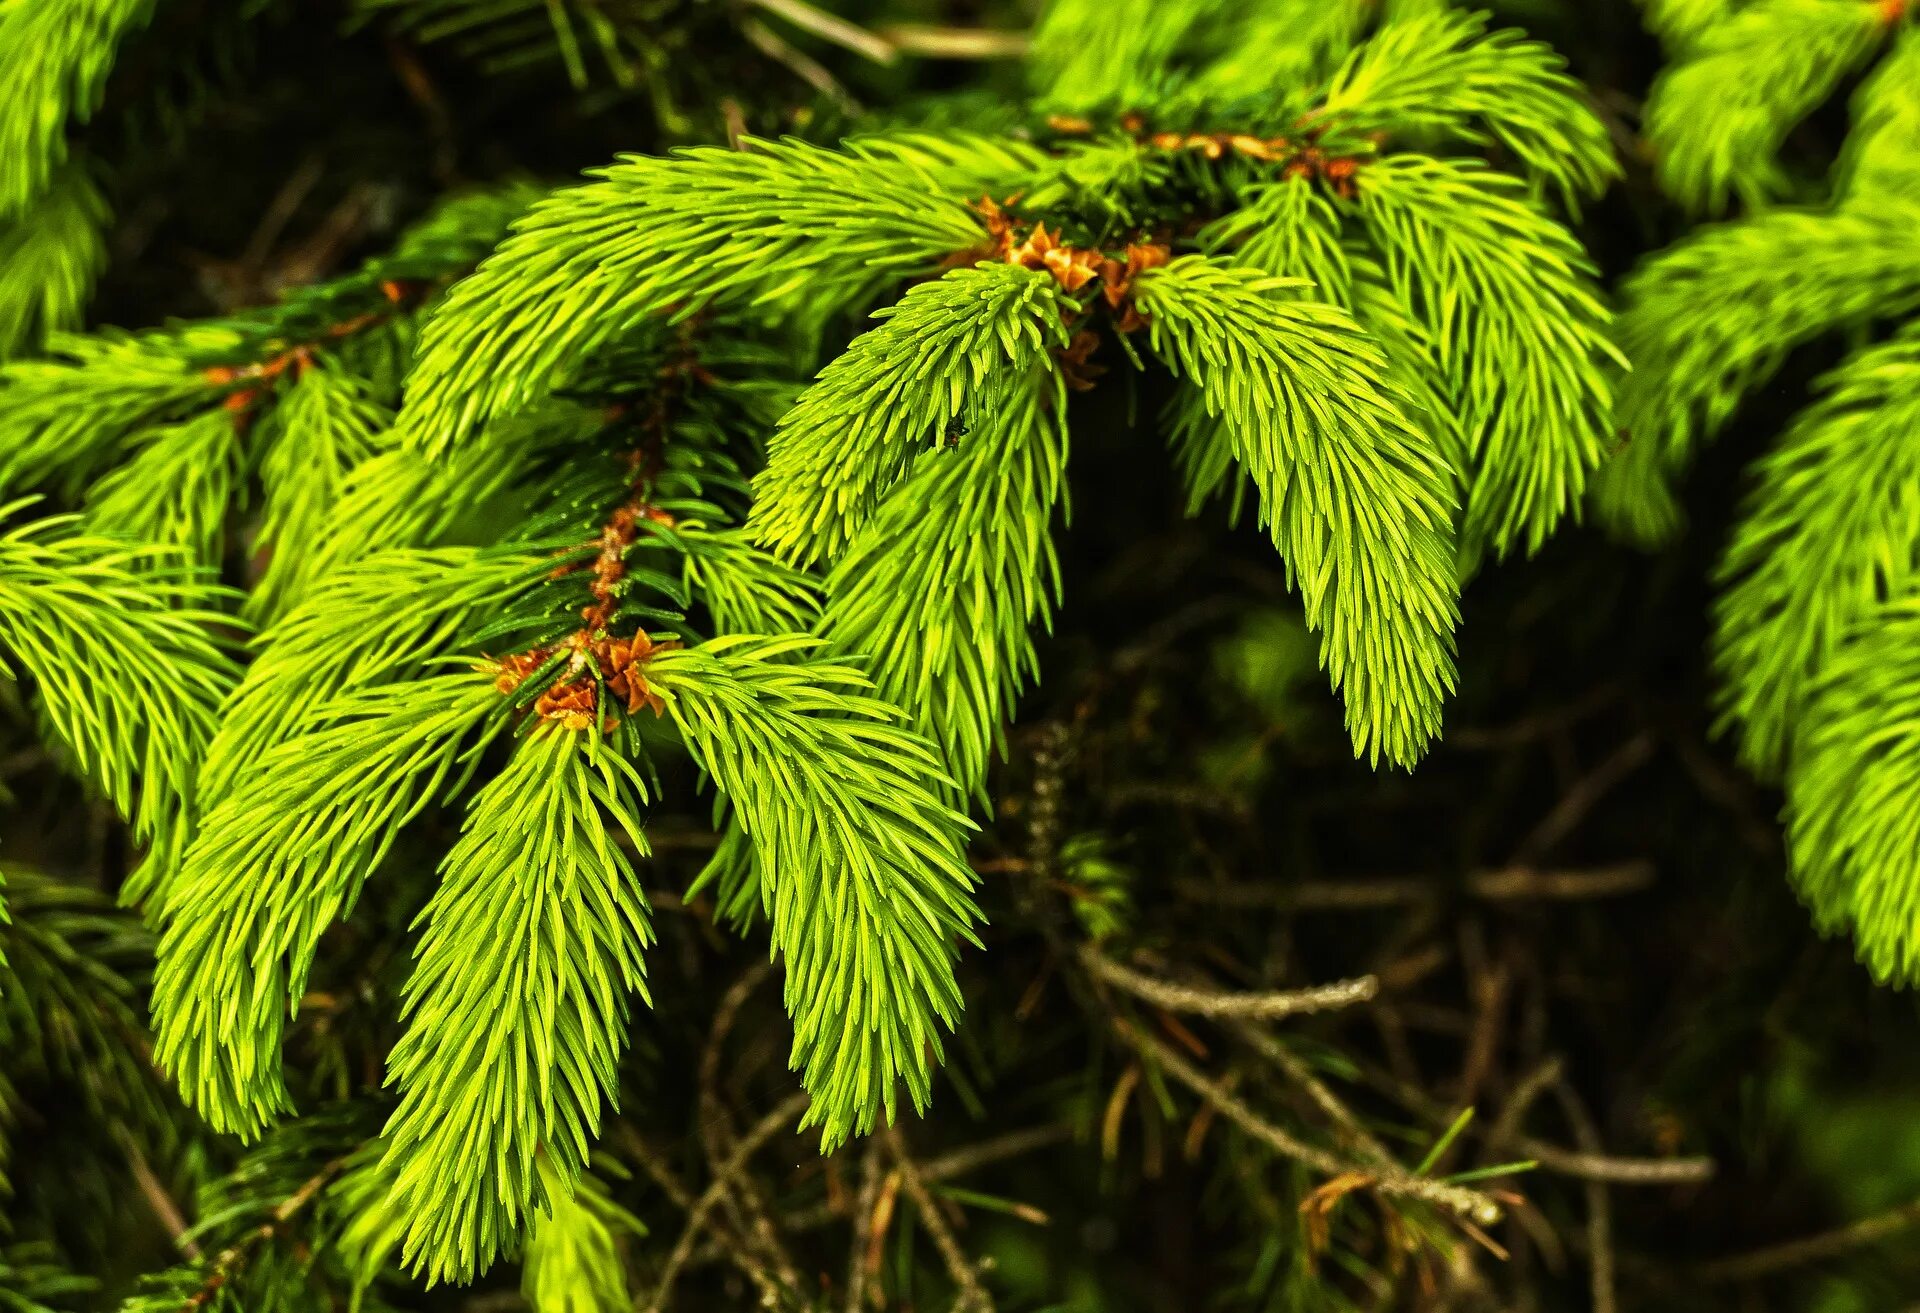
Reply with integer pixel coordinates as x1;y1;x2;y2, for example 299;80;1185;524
844;1142;885;1313
1082;946;1377;1019
644;1091;810;1313
1117;1020;1502;1225
1363;1060;1715;1186
696;963;798;1292
1175;862;1655;911
1553;1081;1617;1313
1233;1024;1395;1168
740;19;859;111
874;23;1031;58
1696;1199;1920;1282
746;0;898;63
888;1127;995;1312
119;1130;199;1258
1512;735;1655;865
920;1125;1074;1182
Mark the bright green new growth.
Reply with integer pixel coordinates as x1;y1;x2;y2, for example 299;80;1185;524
519;1166;643;1313
1352;156;1618;558
0;0;152;218
649;636;980;1151
1713;325;1920;778
397;136;1034;454
1644;0;1901;214
749;262;1071;567
0;166;107;359
822;368;1067;798
1311;9;1617;209
0;516;236;881
247;361;392;622
0;0;1644;1287
1138;257;1458;768
1616;0;1920;980
1788;596;1920;983
1592;203;1920;544
380;728;654;1285
84;409;243;566
153;671;508;1139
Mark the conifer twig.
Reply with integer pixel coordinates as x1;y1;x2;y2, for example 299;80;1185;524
843;1140;885;1313
1173;862;1655;911
696;962;800;1294
1232;1024;1396;1169
745;0;899;64
1114;1020;1503;1225
886;1126;995;1313
1695;1198;1920;1282
1553;1080;1617;1313
643;1091;810;1313
1081;945;1379;1019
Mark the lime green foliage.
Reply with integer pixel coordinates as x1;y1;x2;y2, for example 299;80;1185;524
247;361;391;622
1644;0;1904;214
1713;326;1920;778
396;137;1035;455
85;409;244;565
154;671;510;1140
0;167;107;359
1788;597;1920;982
1312;10;1616;208
0;0;152;219
1595;202;1920;544
1843;27;1920;196
0;330;227;494
749;262;1072;567
520;1166;644;1313
1352;156;1619;557
381;728;654;1284
0;0;156;355
398;9;1615;781
1139;257;1458;767
649;636;980;1151
1614;2;1920;979
821;368;1067;798
0;518;237;884
1640;0;1745;50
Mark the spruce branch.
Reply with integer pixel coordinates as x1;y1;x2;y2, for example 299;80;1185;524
1313;9;1618;207
1786;590;1920;983
1136;255;1459;768
821;366;1068;798
645;636;982;1151
1353;155;1619;562
1645;0;1899;213
1841;24;1920;197
379;727;654;1285
0;517;237;899
1593;201;1920;544
0;330;226;495
83;409;242;567
748;260;1071;567
0;165;108;361
1713;322;1920;778
154;669;509;1138
0;0;152;219
397;136;1037;453
245;358;391;623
